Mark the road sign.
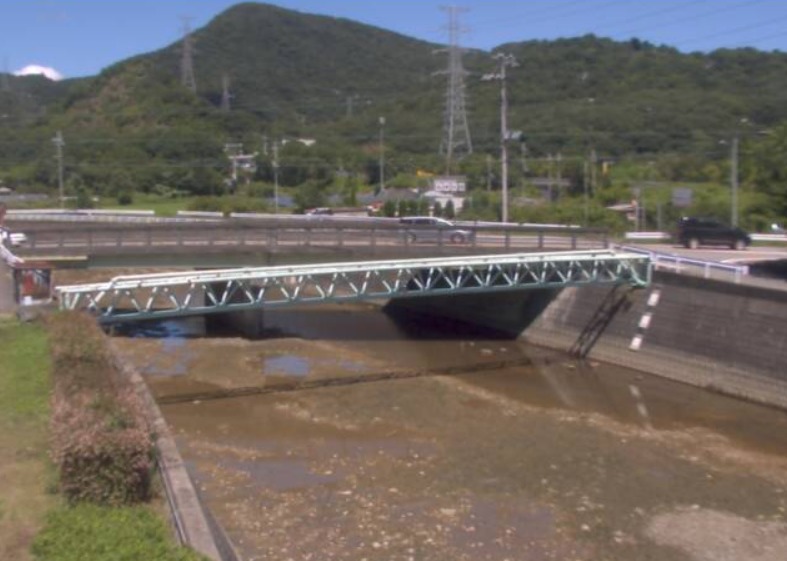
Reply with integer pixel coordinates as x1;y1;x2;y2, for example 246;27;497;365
672;188;692;208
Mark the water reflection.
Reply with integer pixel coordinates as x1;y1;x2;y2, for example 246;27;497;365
116;303;787;454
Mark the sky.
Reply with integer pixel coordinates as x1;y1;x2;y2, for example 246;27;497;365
3;0;787;80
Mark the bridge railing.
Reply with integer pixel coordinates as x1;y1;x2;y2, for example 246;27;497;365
619;245;750;283
14;221;609;256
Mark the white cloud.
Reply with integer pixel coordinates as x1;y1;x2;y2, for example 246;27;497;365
13;64;64;81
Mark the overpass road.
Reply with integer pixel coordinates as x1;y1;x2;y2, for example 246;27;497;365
629;243;786;264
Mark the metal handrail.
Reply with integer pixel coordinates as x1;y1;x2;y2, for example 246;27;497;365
619;245;749;283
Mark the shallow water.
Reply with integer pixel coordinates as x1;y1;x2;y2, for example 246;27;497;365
114;303;787;561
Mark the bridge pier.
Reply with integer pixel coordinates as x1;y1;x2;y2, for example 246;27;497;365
203;281;266;339
384;288;561;337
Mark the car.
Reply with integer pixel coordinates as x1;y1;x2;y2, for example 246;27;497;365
0;227;27;248
675;217;750;250
399;216;475;244
305;207;333;216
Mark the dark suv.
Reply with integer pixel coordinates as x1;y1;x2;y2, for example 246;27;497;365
676;217;751;250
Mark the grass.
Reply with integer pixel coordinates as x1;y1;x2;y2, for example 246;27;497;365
0;319;54;561
0;317;209;560
0;319;51;424
31;504;208;561
96;194;195;216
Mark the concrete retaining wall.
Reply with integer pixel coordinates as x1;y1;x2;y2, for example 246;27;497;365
522;271;787;409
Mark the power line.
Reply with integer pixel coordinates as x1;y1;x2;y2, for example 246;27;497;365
472;0;617;30
591;0;708;34
617;0;769;41
675;10;787;49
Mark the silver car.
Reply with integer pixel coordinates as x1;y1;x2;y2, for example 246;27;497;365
399;216;475;244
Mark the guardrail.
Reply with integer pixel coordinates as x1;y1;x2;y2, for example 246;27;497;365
13;222;609;257
622;230;787;244
619;245;749;283
7;209;216;224
624;231;672;241
751;233;787;243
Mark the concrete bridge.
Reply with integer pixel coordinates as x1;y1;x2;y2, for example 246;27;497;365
57;249;651;324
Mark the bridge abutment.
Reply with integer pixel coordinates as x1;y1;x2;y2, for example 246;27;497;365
522;271;787;409
384;288;561;337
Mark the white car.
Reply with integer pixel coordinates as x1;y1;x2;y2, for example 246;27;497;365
0;227;27;247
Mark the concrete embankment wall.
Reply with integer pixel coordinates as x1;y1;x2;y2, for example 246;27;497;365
522;271;787;409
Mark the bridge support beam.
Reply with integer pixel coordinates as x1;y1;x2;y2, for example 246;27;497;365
384;288;561;337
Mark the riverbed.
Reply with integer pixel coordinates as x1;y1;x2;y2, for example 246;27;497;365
113;303;787;561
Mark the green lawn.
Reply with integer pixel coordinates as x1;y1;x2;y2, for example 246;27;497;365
0;319;54;561
96;194;196;216
0;318;209;561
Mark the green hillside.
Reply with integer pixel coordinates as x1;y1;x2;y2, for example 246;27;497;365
1;2;786;227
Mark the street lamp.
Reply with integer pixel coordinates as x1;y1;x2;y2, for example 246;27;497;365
482;53;517;223
378;116;386;193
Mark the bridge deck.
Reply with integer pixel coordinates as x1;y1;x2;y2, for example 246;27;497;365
57;250;651;323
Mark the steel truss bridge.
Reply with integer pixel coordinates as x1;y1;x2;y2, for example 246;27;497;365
57;250;651;323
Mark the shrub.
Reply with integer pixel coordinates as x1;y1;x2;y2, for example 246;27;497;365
47;312;154;505
51;389;154;505
47;312;115;394
116;191;134;206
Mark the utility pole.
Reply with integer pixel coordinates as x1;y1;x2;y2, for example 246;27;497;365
220;74;231;112
52;131;65;209
378;116;386;193
556;152;563;202
483;52;517;223
486;154;492;191
180;16;197;93
730;135;739;227
546;154;554;202
224;142;242;186
437;5;473;174
272;141;280;214
345;95;359;118
1;57;10;93
583;159;589;226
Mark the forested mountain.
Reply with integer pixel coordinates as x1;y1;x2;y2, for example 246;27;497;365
2;1;787;223
0;74;81;127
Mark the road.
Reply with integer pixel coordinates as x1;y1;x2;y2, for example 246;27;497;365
623;242;787;264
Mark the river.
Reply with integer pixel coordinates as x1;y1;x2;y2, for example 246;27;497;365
112;303;787;561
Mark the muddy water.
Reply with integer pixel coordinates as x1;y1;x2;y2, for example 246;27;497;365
113;304;787;561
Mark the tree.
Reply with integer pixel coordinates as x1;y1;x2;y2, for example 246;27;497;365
444;199;456;219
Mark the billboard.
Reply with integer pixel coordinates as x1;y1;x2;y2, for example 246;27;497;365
432;176;466;193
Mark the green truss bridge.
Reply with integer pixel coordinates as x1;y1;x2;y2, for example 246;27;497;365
57;249;651;324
